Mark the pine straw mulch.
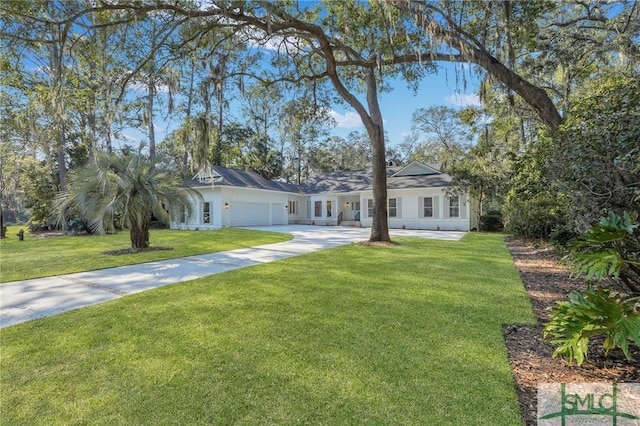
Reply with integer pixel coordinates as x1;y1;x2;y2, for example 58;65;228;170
503;237;640;426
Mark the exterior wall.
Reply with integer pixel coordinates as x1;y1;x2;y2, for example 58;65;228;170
359;188;472;231
307;194;339;226
287;195;310;224
337;195;362;221
172;186;222;230
220;187;289;227
172;186;290;229
173;183;473;231
469;195;480;231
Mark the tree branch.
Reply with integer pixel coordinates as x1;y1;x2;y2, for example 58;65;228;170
391;0;563;132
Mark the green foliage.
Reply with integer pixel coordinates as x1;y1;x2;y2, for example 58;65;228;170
554;72;640;220
479;210;504;232
549;224;579;251
20;159;59;229
562;211;640;296
58;149;199;249
503;193;569;240
544;287;640;365
66;216;91;236
503;133;570;239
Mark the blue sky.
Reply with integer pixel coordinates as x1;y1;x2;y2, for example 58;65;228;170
127;62;481;151
327;62;482;145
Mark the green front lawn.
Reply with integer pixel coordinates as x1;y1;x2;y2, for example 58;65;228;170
0;233;535;425
0;226;291;282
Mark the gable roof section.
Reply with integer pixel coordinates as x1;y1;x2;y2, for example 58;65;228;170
188;166;300;193
391;161;441;177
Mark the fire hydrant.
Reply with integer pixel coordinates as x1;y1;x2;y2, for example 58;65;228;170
17;229;24;241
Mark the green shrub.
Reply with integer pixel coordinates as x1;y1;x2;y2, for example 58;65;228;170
479;210;504;232
66;217;90;236
503;194;568;240
543;287;640;365
550;224;579;251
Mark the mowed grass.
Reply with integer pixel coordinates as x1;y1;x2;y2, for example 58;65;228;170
0;233;536;425
0;226;291;282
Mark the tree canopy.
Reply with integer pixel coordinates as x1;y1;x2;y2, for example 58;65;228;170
1;0;638;243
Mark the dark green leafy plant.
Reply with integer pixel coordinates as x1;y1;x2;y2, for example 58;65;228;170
563;211;640;296
550;224;579;252
544;287;640;365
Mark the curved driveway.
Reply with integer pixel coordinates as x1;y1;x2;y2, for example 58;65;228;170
0;225;465;328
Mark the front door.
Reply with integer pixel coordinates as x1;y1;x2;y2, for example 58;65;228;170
352;201;360;220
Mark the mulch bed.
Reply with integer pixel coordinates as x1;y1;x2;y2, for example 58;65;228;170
503;237;640;426
102;247;174;256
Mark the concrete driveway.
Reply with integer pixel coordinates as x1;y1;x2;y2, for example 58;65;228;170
0;226;465;328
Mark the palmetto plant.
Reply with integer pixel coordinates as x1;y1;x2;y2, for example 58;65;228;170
544;211;640;365
563;211;640;297
58;149;198;250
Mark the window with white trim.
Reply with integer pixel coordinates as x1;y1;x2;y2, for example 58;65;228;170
449;196;460;218
367;199;374;218
288;201;297;214
388;198;397;218
202;202;211;224
314;201;322;217
326;200;332;217
423;197;433;218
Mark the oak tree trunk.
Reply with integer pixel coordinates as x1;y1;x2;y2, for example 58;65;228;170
364;69;391;243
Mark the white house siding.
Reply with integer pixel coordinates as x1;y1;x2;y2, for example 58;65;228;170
173;186;291;229
222;187;289;227
307;195;339;226
359;188;472;231
287;195;310;224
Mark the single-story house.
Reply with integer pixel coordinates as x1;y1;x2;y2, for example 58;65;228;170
174;161;478;231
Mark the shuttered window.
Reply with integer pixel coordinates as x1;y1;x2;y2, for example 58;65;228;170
449;196;460;218
423;197;433;217
388;198;397;217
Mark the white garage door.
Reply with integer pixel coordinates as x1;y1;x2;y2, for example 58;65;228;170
230;202;269;226
271;204;285;225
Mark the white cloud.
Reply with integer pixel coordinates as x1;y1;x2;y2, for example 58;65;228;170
329;110;363;128
445;92;481;107
121;133;139;142
127;80;170;93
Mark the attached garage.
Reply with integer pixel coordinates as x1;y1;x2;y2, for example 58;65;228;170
271;203;286;225
230;202;270;226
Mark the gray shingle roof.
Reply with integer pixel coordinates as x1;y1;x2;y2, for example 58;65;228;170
188;162;451;194
188;166;301;193
302;165;451;194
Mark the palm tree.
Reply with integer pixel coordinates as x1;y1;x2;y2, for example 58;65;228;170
59;149;198;250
